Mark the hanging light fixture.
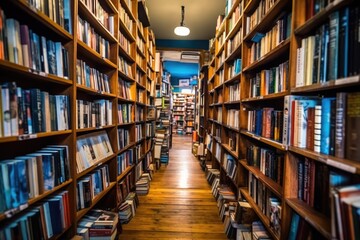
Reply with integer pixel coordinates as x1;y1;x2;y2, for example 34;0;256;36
174;6;190;36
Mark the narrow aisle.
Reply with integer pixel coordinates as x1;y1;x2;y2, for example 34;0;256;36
121;134;227;239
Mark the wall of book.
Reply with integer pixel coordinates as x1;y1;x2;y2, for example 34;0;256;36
0;0;158;238
203;0;360;239
172;93;186;134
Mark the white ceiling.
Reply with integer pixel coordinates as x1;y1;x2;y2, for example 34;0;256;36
146;0;226;40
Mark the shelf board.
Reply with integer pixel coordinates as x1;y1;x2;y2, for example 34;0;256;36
223;124;240;133
136;81;147;89
289;146;360;174
241;130;287;151
118;70;136;83
120;0;136;21
243;39;290;73
0;60;73;86
213;83;224;91
0;179;73;222
241;91;288;102
119;19;136;42
118;44;135;63
76;153;116;179
239;188;280;240
77;41;117;70
118;96;136;103
239;159;282;198
76;125;116;133
78;1;117;43
216;61;225;73
225;45;242;63
76;84;116;98
222;144;239;159
0;130;72;143
226;14;243;41
117;165;135;181
10;0;73;41
76;181;117;222
294;0;352;36
291;75;360;93
118;142;136;155
286;198;331;239
136;46;147;59
223;100;241;105
244;0;289;41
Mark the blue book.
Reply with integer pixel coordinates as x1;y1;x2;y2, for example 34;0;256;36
319;24;329;82
255;109;263;136
321;98;336;155
48;197;63;234
327;11;340;81
288;213;300;240
338;8;349;78
16;159;29;205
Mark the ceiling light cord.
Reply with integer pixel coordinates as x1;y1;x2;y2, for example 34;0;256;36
181;6;185;26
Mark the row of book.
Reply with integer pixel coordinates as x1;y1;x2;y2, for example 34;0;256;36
223;153;237;180
77;209;118;239
226;108;239;129
76;99;113;129
245;0;278;35
118;79;132;100
26;0;72;33
119;5;134;33
136;35;145;54
76;130;114;173
227;27;243;56
248;60;289;98
80;0;115;35
247;12;291;64
135;124;143;142
285;93;359;160
118;128;130;150
76;59;111;93
246;145;283;185
296;6;359;87
135;106;144;122
118;103;133;124
228;58;242;79
119;32;132;56
77;16;111;59
119;56;133;78
76;164;110;211
229;82;240;102
146;122;154;137
0;145;70;214
0;82;70;137
227;1;243;33
0;191;71;239
118;192;138;224
117;173;133;204
226;130;239;154
117;149;133;175
0;12;70;78
247;108;283;142
215;142;222;162
248;172;281;236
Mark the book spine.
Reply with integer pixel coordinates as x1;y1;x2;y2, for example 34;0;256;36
314;105;322;153
320;98;335;155
346;92;360;161
327;11;339;81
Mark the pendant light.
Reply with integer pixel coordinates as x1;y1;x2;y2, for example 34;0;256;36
174;6;190;36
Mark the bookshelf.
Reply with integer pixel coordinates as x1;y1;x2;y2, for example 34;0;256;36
185;94;195;134
0;0;157;238
172;93;186;134
203;0;360;239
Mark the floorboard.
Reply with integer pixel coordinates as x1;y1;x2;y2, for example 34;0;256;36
120;134;227;239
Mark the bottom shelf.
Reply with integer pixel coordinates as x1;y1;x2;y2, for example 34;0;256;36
239;188;280;240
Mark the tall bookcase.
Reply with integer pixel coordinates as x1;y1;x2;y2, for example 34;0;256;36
0;0;157;238
204;0;360;239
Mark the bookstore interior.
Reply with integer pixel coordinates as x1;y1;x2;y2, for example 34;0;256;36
0;0;359;239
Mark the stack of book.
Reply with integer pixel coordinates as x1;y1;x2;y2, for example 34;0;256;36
135;172;152;195
118;192;139;224
77;209;118;240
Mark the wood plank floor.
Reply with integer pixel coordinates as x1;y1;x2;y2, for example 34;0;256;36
120;134;227;240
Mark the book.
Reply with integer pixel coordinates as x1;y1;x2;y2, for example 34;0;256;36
320;97;335;155
346;92;360;161
327;11;340;81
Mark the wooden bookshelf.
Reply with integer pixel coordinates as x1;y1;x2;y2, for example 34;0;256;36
0;0;158;238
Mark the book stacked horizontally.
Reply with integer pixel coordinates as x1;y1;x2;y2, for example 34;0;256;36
77;209;118;240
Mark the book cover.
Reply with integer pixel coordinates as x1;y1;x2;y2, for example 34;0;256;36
320;97;335;155
346;92;360;161
288;212;300;240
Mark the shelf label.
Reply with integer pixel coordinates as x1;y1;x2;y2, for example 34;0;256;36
18;134;37;140
327;159;356;173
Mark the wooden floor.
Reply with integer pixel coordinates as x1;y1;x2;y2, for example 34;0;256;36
120;134;227;240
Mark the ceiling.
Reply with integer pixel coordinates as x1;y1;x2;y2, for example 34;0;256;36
146;0;226;40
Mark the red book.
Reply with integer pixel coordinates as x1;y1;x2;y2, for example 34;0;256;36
306;107;315;150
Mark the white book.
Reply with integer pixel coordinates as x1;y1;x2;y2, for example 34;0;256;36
55;42;63;77
1;86;11;137
42;202;54;238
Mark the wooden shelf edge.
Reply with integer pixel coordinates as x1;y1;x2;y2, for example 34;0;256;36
76;84;115;97
240;130;287;151
77;41;117;69
222;144;239;159
290;75;360;93
76;125;116;133
76;182;117;222
0;130;72;143
117;165;135;181
76;153;116;179
239;159;282;197
241;91;289;102
289;146;360;174
239;188;280;240
286;198;332;239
